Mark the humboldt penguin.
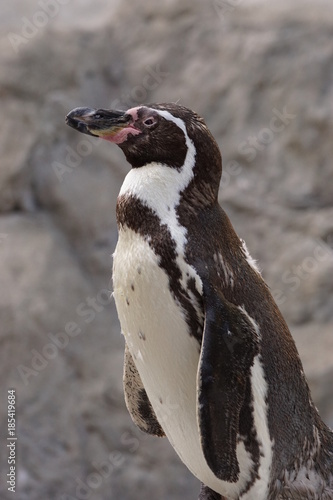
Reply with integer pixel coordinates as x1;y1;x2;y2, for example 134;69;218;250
66;103;333;500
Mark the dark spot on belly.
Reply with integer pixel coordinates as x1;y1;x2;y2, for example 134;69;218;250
138;330;146;341
137;267;141;274
159;397;163;404
126;297;130;306
131;283;135;291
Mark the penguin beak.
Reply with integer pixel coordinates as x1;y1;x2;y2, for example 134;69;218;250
66;107;138;141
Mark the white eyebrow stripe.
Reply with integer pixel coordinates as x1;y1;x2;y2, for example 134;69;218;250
154;109;188;137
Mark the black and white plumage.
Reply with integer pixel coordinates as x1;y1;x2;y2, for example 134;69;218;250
66;103;333;500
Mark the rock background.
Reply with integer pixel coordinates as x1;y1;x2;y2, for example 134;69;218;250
1;1;333;499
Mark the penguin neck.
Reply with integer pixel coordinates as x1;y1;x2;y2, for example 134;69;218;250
117;161;220;238
117;162;192;220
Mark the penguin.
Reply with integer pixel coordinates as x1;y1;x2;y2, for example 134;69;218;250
66;103;333;500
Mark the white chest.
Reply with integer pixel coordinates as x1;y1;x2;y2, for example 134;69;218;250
113;226;201;434
113;227;259;498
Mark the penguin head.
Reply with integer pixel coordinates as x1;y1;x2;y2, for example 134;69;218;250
66;103;222;199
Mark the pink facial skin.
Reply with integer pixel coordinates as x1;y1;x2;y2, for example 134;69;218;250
103;125;141;144
126;106;140;121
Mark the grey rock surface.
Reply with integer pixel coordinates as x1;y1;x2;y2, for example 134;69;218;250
1;1;332;499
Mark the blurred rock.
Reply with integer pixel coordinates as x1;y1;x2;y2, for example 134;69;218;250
1;1;333;499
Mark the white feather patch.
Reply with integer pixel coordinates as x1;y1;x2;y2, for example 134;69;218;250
237;307;273;500
240;239;261;275
240;356;273;499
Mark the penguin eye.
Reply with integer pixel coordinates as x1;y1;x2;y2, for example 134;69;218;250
143;117;156;127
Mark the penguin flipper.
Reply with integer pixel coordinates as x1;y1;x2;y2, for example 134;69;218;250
197;284;260;482
123;343;165;437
